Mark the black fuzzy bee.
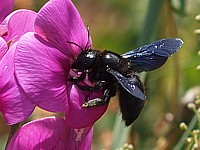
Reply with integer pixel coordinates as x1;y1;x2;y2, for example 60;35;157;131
68;34;183;126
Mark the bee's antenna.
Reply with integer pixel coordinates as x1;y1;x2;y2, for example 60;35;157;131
66;41;84;51
67;25;90;52
85;25;90;50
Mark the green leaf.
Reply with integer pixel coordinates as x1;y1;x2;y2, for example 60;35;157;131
139;0;164;45
111;112;131;150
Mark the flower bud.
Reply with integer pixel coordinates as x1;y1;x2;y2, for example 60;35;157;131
197;108;200;114
192;129;200;134
127;144;134;150
195;99;200;106
123;143;134;150
194;29;200;34
187;103;196;110
193;143;199;149
186;137;192;143
196;65;200;70
195;15;200;21
123;143;129;148
179;122;188;130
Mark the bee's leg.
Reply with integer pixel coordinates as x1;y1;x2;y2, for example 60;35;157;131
82;83;117;107
70;79;113;107
82;89;111;107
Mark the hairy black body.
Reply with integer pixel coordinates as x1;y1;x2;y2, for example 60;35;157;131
68;38;183;126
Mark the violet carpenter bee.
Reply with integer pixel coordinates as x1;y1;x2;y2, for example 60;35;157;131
68;32;183;126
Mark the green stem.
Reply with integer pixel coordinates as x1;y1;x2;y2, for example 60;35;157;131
164;0;180;113
193;133;198;146
173;116;198;150
193;109;200;128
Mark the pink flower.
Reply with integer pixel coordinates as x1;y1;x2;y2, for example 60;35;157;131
6;117;93;150
0;0;14;23
0;41;35;124
0;9;37;44
0;10;37;124
15;0;107;128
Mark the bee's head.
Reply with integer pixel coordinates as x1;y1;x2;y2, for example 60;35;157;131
72;50;97;71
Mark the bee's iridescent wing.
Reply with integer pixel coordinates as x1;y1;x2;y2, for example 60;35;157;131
107;69;145;100
121;38;183;73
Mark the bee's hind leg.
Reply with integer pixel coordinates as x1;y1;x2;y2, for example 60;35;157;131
82;89;111;107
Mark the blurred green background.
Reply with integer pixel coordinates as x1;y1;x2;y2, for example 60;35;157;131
0;0;200;149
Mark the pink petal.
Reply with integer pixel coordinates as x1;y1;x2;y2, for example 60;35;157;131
0;25;8;36
0;0;14;23
35;0;91;59
0;37;8;60
66;84;108;128
15;32;69;112
0;43;35;124
1;9;37;44
7;117;93;150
